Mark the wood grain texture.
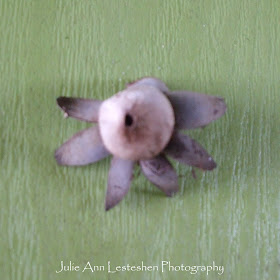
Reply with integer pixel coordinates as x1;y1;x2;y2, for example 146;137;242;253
1;0;279;279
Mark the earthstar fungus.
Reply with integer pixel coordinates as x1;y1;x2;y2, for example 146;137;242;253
55;77;226;210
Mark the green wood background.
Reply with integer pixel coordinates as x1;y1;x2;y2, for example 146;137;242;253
1;0;279;279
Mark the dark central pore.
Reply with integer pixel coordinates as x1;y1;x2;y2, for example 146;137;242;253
125;114;133;127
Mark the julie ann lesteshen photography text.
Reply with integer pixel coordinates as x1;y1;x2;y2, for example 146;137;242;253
55;260;224;275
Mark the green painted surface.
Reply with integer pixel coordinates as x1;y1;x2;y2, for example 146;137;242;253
1;1;279;279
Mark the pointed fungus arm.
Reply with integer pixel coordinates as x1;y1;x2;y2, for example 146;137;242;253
105;157;134;211
55;125;109;166
166;91;226;130
164;132;217;171
140;154;179;196
57;97;102;122
126;77;170;94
